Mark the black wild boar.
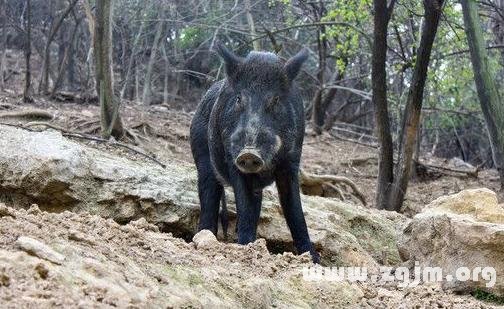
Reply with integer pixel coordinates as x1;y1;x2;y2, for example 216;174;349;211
190;43;319;263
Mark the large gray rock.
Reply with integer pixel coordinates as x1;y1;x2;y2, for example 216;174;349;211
399;188;504;296
0;126;403;266
0;126;200;236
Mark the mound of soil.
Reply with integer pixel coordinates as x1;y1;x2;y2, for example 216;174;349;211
0;204;499;308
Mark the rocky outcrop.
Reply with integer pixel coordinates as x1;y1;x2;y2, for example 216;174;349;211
399;188;504;296
0;126;404;266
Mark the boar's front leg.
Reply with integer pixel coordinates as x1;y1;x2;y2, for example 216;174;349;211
195;155;224;234
230;171;262;244
275;166;320;263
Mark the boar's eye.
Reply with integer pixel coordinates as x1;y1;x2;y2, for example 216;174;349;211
267;96;280;110
234;95;245;111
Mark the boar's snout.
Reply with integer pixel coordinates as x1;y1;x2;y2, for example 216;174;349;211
235;148;264;173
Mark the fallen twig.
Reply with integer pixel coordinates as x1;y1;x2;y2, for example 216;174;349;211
51;91;98;104
0;122;35;132
331;127;377;141
328;131;379;149
24;121;71;133
63;133;166;168
0;122;166;169
416;161;478;178
341;156;378;167
0;103;16;110
0;109;54;120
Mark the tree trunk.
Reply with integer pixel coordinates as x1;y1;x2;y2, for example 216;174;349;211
319;62;348;130
161;43;170;104
311;24;328;134
462;0;504;188
319;87;339;130
66;18;79;91
322;82;356;131
372;0;395;210
39;0;78;94
142;19;164;105
388;0;444;212
135;59;140;103
120;18;145;100
94;0;123;139
310;89;324;132
0;0;7;91
82;0;94;95
244;0;260;51
51;17;81;96
490;0;504;71
56;28;66;83
23;0;33;103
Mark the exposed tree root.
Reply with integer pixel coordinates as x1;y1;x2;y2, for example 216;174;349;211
124;128;150;145
128;122;156;144
131;122;155;134
341;156;378;167
51;91;98;104
324;183;346;201
0;109;54;120
0;103;16;110
69;118;101;134
299;169;367;206
24;121;71;133
81;125;101;134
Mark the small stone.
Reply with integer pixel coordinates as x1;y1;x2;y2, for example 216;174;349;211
16;236;65;265
192;230;218;249
0;204;15;218
0;273;10;287
27;204;41;215
250;238;269;255
68;229;96;245
129;217;159;232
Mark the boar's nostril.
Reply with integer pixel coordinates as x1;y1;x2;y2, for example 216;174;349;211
235;151;264;173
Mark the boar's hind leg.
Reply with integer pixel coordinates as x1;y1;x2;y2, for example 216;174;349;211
195;156;223;235
230;172;262;245
275;168;320;263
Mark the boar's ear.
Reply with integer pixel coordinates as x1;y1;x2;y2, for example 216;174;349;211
215;42;242;78
284;48;309;81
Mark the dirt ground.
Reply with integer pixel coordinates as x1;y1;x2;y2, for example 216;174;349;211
0;201;499;308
